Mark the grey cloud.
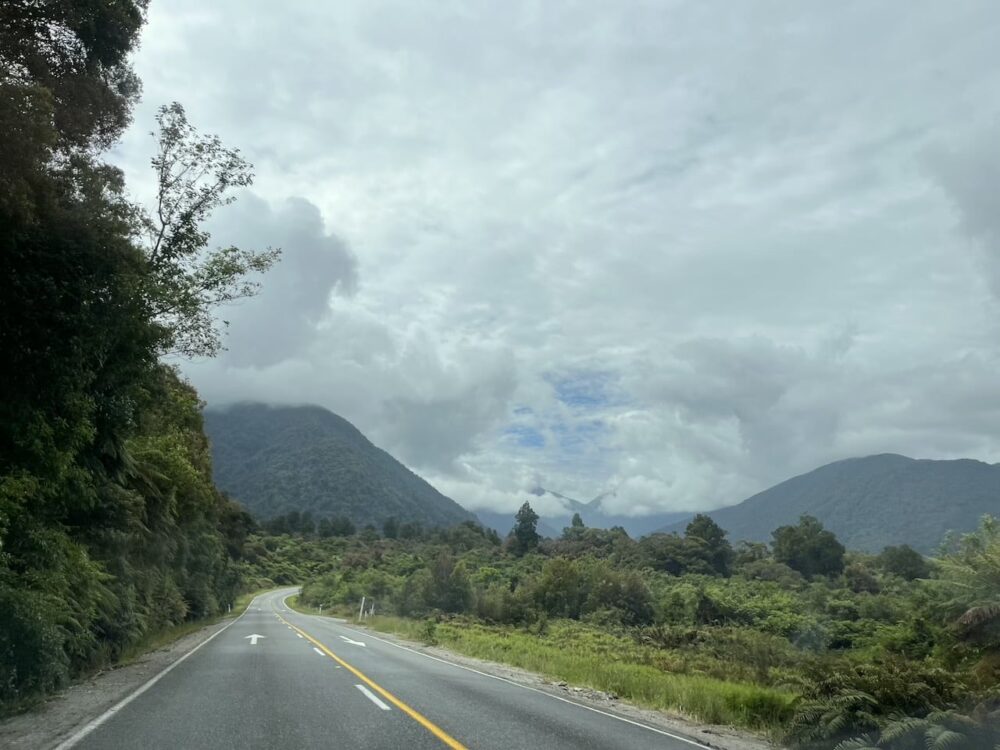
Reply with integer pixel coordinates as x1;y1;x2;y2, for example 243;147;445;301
931;135;1000;293
209;194;357;367
118;1;1000;516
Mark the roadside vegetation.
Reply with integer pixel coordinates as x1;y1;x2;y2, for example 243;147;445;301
246;507;1000;748
1;2;272;716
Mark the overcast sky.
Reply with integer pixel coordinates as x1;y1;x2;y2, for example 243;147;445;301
112;1;1000;517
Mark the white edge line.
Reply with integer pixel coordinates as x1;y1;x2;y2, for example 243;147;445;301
55;591;283;750
355;684;391;710
280;593;710;749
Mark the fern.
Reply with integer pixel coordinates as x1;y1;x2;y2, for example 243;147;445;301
833;737;879;750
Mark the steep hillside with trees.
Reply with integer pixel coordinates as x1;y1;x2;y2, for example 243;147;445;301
661;454;1000;551
1;2;269;712
204;403;478;530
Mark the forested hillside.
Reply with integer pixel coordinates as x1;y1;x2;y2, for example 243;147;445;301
0;1;268;713
660;454;1000;551
204;403;478;529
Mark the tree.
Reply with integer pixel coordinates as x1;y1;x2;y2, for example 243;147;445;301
424;554;472;613
684;514;735;576
771;515;845;578
328;516;355;537
535;558;586;619
0;0;146;153
637;533;717;576
0;2;282;711
934;515;1000;658
877;544;931;581
139;103;280;357
510;502;540;556
382;516;400;540
561;512;586;541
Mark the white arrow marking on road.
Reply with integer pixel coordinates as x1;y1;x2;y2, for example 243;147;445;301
244;634;266;645
339;635;366;647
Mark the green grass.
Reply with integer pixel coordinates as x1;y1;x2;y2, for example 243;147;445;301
363;615;796;734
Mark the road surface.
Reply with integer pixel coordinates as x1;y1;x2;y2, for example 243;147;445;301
64;589;711;749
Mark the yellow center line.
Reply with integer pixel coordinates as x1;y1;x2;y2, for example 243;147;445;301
272;609;468;750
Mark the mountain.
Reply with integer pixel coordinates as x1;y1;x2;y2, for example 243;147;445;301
204;403;477;529
659;454;1000;552
476;487;689;539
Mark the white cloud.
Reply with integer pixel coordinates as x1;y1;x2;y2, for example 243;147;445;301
120;0;1000;515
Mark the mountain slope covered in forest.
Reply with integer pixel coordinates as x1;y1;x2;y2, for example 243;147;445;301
660;453;1000;552
204;403;477;529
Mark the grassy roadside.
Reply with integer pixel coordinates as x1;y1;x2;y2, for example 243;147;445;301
288;603;796;736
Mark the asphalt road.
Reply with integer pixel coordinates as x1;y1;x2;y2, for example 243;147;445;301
65;589;711;750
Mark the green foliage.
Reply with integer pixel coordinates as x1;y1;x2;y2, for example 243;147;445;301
774;515;847;578
934;516;1000;658
139;103;280;358
0;0;146;154
685;514;735;576
0;7;275;712
510;502;540;556
279;514;1000;740
876;545;931;581
786;659;959;748
637;533;713;575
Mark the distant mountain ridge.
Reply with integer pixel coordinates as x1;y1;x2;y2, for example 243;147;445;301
659;453;1000;552
204;403;477;529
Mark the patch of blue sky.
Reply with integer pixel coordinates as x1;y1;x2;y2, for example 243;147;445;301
503;425;546;449
550;419;608;456
546;371;618;410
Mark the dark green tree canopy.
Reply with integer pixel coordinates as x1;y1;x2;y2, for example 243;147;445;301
771;515;846;578
876;544;930;581
0;0;147;151
510;502;540;556
685;514;735;576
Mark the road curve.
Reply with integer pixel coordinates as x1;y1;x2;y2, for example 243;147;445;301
67;589;712;749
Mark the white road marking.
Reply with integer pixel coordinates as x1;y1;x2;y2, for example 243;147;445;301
297;633;303;639
313;647;325;656
244;634;265;645
338;635;366;647
54;593;263;750
355;684;391;711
